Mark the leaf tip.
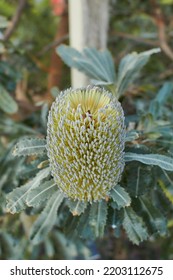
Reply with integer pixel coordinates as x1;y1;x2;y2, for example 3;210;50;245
72;211;79;216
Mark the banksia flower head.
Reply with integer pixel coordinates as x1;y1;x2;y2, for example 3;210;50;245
47;87;125;202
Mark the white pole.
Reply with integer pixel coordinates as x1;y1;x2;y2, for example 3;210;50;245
68;0;88;88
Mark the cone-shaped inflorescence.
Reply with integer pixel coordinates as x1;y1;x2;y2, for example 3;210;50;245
47;87;125;202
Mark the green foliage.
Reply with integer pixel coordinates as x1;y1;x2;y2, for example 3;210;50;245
57;45;160;97
124;163;153;197
0;232;16;260
125;153;173;171
5;45;173;249
0;1;14;17
0;84;18;114
137;197;167;236
116;48;160;97
6;182;31;214
30;191;64;244
26;179;57;207
13;137;47;156
110;185;131;209
57;45;116;85
1;1;173;257
125;130;139;142
66;207;91;239
122;207;149;245
158;179;173;204
0;15;8;28
0;117;38;137
89;200;108;238
0;60;21;93
149;82;173;120
6;167;50;214
0;0;58;98
159;0;173;4
67;200;87;216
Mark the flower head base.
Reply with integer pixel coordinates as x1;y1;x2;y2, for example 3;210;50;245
47;87;125;202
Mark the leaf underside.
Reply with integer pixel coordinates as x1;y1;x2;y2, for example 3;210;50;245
125;153;173;171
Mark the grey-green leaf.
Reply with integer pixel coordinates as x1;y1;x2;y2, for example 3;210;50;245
125;152;173;171
57;45;116;84
30;191;64;244
6;167;50;213
110;185;131;210
13;138;47;156
0;84;18;114
67;199;87;216
125;163;152;197
6;182;31;214
116;48;160;97
26;179;57;207
26;167;50;190
122;207;148;245
89;200;108;237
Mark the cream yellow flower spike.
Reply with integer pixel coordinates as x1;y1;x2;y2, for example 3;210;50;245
47;86;125;202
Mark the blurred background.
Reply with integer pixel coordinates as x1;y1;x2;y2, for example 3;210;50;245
1;0;173;259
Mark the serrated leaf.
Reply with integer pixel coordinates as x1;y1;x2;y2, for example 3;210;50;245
13;138;46;156
110;185;131;209
139;197;167;236
0;84;18;114
116;48;160;96
30;191;64;244
125;152;173;171
26;179;57;207
122;207;148;245
6;183;31;214
89;200;108;237
67;200;87;216
28;167;50;190
57;45;116;84
6;167;50;213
